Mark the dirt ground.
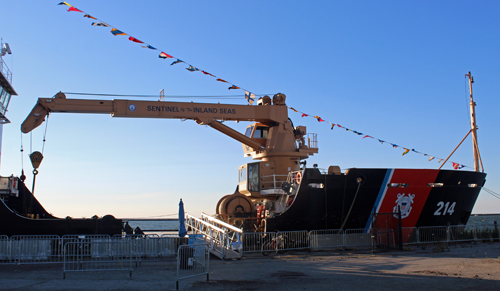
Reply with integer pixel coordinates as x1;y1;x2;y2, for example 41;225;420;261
1;242;499;290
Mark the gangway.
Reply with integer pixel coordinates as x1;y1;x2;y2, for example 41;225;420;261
185;213;243;260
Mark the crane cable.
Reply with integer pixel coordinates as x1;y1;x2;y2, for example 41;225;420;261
483;188;500;200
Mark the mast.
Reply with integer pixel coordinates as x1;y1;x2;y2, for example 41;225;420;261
465;72;481;172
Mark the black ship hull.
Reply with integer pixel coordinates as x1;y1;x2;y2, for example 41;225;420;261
0;179;122;237
265;168;486;232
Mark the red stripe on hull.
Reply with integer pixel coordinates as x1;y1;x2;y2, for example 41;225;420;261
377;169;439;229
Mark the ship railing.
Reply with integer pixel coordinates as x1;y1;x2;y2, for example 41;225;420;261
260;174;289;195
307;133;318;149
0;56;12;84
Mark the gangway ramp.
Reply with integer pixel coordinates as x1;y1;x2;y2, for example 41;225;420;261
185;213;243;260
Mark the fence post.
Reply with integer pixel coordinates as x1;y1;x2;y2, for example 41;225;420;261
416;227;420;246
397;207;403;250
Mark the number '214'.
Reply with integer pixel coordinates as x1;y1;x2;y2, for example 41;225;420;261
434;201;456;216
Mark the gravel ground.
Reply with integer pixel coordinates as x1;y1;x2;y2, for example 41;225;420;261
1;242;499;290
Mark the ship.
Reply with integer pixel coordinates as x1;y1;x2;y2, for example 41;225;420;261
0;40;123;237
16;71;486;235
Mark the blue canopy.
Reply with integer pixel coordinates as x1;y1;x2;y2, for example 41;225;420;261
178;199;187;238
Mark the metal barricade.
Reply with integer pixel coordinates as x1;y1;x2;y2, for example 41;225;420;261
418;226;448;244
276;230;309;251
177;243;209;290
474;224;500;241
10;235;62;264
242;232;274;253
258;232;278;255
0;235;10;263
63;240;133;279
344;229;373;248
309;229;344;251
448;225;476;242
401;227;418;245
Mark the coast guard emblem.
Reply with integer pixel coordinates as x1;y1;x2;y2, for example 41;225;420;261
393;193;415;219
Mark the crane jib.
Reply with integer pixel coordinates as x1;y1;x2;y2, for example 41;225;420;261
146;105;236;114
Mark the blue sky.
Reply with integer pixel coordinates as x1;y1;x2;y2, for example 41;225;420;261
1;1;499;218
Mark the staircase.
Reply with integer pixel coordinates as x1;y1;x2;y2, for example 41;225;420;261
185;213;243;260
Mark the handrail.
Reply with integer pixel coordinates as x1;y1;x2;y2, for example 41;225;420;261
200;213;242;233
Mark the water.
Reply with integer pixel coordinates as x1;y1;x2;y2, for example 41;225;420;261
467;214;500;227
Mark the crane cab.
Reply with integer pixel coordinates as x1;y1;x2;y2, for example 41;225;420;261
243;123;269;156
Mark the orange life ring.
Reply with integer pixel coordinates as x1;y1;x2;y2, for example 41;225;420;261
294;172;302;184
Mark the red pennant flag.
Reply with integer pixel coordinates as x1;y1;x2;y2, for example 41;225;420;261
159;52;173;59
301;113;308;117
317;117;324;122
68;7;83;12
216;78;228;83
128;37;144;43
452;162;459;169
363;135;372;139
202;71;215;77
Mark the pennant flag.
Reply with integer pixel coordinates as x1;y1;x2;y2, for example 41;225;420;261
438;159;443;163
363;135;373;139
452;162;459;169
428;156;435;161
301;113;308;117
68;6;83;13
92;22;110;27
337;124;342;128
289;107;298;113
58;2;72;6
330;123;335;129
391;144;398;148
244;91;255;105
402;148;410;156
111;28;126;36
228;85;240;90
202;71;215;77
378;139;385;144
353;131;363;135
159;52;173;59
84;14;96;20
216;78;228;83
314;116;324;122
141;45;157;50
458;164;465;169
129;36;143;43
186;65;199;72
170;59;183;66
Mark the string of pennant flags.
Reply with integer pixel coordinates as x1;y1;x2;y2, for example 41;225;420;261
57;2;469;170
288;107;469;170
57;2;258;105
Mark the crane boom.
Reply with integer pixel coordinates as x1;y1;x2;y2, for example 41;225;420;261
21;92;294;151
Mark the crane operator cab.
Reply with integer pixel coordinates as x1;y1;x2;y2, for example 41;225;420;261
243;123;269;155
